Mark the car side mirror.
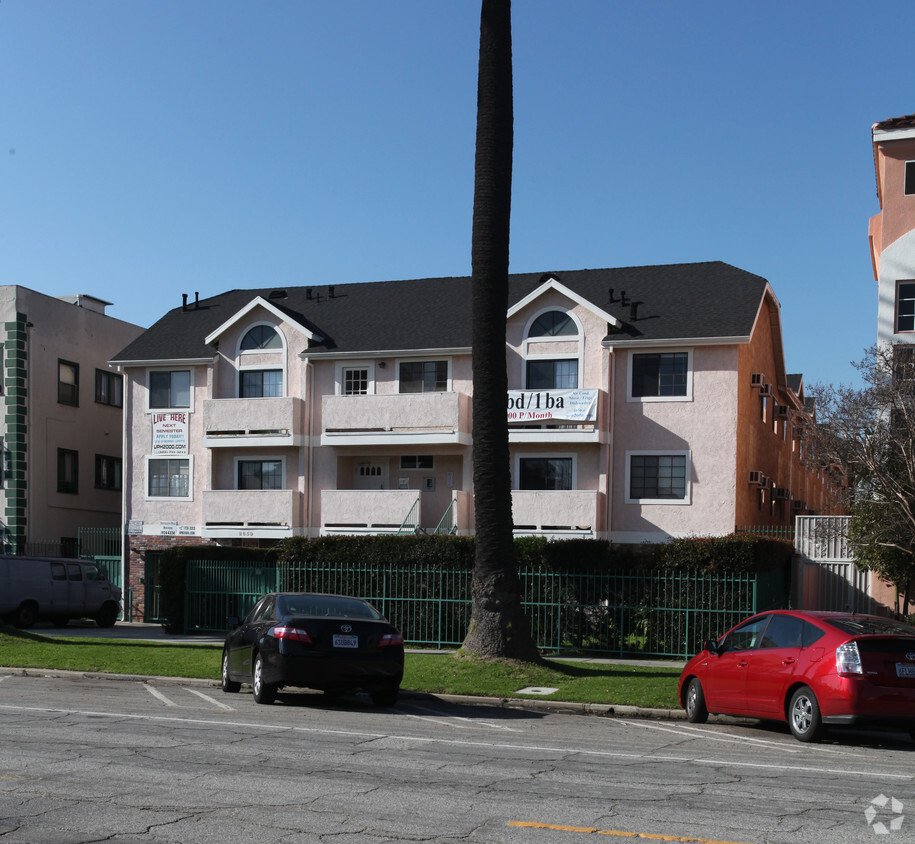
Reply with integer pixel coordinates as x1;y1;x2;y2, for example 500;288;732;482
704;639;719;655
226;616;240;629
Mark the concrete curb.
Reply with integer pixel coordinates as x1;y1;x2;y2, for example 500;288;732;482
1;665;695;722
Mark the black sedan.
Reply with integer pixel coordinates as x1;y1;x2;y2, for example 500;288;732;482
221;592;405;706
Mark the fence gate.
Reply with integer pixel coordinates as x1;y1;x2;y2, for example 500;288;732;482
793;516;872;613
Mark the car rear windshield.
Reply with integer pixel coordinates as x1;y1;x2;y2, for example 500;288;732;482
279;595;383;620
826;617;915;637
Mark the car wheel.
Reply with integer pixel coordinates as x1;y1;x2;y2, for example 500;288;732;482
684;678;709;724
95;604;118;628
370;682;400;708
13;603;37;629
221;650;241;693
789;686;823;742
252;654;277;705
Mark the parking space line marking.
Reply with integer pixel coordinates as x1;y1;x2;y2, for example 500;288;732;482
183;687;235;711
0;703;910;781
613;719;802;752
142;684;177;707
508;820;754;843
401;702;521;731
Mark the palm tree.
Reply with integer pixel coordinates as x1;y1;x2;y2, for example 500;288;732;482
461;0;540;662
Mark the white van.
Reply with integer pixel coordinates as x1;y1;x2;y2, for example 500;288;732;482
0;556;122;629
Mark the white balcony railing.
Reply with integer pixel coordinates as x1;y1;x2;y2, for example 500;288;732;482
202;489;301;527
511;490;604;537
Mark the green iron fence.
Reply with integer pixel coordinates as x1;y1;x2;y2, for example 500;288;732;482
183;558;786;658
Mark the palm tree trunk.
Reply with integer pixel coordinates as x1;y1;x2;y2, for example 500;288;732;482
462;0;540;662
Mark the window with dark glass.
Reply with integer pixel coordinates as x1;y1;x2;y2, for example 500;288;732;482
631;352;688;397
237;459;282;490
58;360;79;406
526;359;578;389
95;369;123;407
149;370;190;408
529;310;577;337
241;325;282;350
57;448;78;494
897;282;915;332
906;161;915;196
240;369;283;398
401;455;433;470
148;459;190;497
95;455;122;490
519;457;573;490
629;454;687;500
399;361;447;393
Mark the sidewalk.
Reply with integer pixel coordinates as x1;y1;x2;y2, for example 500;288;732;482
28;619;687;669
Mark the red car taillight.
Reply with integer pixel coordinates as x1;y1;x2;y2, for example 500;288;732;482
836;641;863;675
378;632;404;648
270;625;312;643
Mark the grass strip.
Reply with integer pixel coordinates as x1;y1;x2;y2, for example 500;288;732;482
0;627;681;709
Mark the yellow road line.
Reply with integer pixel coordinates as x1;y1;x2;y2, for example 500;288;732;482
507;820;754;844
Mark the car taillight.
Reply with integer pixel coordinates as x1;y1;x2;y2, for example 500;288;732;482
378;632;403;648
836;641;863;675
270;625;312;643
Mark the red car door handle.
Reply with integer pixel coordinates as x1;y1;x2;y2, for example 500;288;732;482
782;658;796;665
737;660;748;668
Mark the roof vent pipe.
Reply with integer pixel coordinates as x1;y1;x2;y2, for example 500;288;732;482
629;302;640;321
195;291;199;308
182;293;187;311
328;285;335;299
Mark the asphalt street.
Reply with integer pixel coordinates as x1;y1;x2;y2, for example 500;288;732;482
1;670;912;844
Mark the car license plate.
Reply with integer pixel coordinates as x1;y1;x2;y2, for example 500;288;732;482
333;634;358;649
896;663;915;678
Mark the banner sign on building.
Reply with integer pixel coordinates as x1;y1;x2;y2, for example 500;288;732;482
506;389;598;423
152;412;189;455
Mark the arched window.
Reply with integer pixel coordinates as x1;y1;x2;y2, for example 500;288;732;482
241;325;282;351
528;310;577;337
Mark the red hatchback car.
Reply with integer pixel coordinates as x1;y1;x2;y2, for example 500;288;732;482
678;610;915;742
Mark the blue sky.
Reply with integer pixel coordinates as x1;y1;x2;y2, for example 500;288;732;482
2;1;912;387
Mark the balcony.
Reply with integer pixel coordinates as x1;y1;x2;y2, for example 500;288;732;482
507;389;607;443
511;490;604;539
320;489;472;536
203;397;305;448
201;489;302;538
321;392;472;446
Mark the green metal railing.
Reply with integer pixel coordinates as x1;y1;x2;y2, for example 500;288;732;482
433;499;457;535
182;558;785;657
397;498;420;534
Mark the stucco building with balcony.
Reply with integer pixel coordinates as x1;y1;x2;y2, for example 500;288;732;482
111;262;838;618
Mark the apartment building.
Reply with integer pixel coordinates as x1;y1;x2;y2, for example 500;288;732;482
111;261;839;618
0;286;144;554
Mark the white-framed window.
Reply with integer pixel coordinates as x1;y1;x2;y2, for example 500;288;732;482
236;322;286;398
398;360;449;393
896;281;915;333
522;308;582;390
336;362;375;396
146;456;193;500
514;453;576;490
147;369;193;411
627;350;692;402
235;456;284;490
625;450;690;504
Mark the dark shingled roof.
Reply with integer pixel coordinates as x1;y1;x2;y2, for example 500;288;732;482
111;261;770;363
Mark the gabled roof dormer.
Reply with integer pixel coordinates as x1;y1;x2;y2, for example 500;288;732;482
204;296;324;346
507;275;620;328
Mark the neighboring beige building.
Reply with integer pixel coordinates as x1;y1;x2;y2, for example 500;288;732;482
0;286;144;555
